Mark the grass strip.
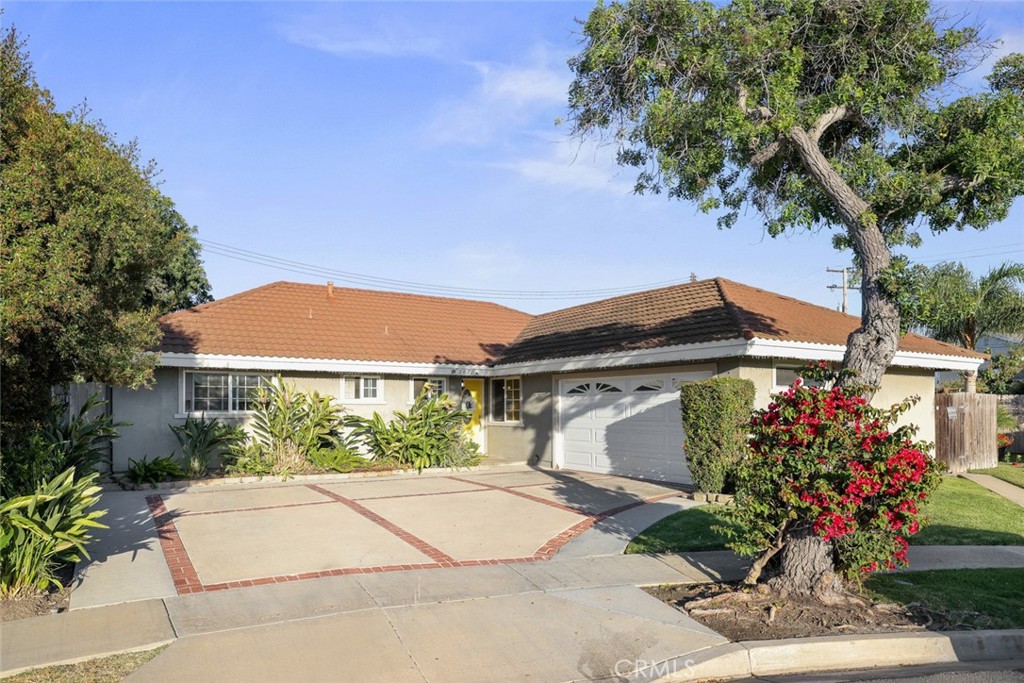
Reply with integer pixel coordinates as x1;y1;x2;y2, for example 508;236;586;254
865;568;1024;630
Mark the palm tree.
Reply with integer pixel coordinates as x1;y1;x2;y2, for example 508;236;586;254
920;262;1024;349
913;262;1024;390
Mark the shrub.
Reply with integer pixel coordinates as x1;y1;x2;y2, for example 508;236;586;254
346;391;478;471
170;416;245;478
126;456;185;487
679;377;756;493
722;363;942;587
224;379;347;477
0;468;107;597
1;395;124;498
307;446;372;473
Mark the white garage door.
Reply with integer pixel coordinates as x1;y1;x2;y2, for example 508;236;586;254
556;371;712;484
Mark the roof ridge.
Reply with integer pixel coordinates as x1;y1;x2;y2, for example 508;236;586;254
713;277;753;340
222;281;533;318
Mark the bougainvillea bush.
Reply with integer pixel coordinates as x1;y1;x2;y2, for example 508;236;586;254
723;363;942;588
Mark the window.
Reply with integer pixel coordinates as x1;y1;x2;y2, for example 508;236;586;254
342;377;380;401
490;378;521;422
634;380;664;392
412;377;447;399
184;372;269;413
774;364;825;390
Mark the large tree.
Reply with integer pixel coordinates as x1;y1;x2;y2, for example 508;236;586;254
567;0;1024;391
1;27;212;439
904;262;1024;351
566;0;1024;599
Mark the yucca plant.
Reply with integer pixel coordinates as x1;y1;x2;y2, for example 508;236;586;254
0;468;107;597
170;416;245;478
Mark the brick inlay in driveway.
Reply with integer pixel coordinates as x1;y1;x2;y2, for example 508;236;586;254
307;485;456;564
142;473;688;596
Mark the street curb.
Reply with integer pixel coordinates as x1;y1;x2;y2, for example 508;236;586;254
644;629;1024;682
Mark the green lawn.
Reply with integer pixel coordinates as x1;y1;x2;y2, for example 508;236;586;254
6;646;165;683
864;568;1024;630
626;504;733;554
970;462;1024;489
624;476;1024;554
911;476;1024;545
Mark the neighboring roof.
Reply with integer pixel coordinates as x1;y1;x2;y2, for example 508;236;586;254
496;278;984;365
159;282;533;365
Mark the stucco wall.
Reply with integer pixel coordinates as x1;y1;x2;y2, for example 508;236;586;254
107;369;457;472
486;375;553;465
873;367;937;448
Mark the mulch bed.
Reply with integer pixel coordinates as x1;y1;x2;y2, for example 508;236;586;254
0;562;74;623
646;581;957;641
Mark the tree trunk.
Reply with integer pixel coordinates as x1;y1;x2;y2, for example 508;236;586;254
965;371;978;393
787;126;899;396
766;522;844;603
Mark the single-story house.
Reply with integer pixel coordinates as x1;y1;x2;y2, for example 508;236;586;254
100;278;984;483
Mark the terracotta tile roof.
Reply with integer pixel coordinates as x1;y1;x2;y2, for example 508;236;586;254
158;282;533;365
496;278;983;364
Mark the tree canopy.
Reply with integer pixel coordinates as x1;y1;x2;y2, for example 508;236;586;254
901;261;1024;351
1;27;212;436
568;0;1024;389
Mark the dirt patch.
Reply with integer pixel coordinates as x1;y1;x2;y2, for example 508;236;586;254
0;562;74;623
646;582;954;641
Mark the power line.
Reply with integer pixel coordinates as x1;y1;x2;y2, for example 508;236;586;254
199;239;695;301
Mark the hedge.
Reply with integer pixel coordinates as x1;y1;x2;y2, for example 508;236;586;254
679;377;756;493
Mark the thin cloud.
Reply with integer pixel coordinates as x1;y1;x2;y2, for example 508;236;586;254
499;139;634;195
423;51;570;146
278;13;448;59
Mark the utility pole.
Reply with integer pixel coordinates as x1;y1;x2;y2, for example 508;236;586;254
826;267;860;314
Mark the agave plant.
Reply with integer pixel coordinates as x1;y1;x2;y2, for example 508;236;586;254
170;416;245;478
0;468;107;597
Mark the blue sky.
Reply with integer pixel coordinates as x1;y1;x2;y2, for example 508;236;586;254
6;1;1023;315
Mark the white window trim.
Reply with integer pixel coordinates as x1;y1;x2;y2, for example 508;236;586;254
176;369;272;418
489;376;523;425
339;376;386;405
409;377;448;403
772;360;829;392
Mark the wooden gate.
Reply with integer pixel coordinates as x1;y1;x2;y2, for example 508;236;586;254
934;393;997;473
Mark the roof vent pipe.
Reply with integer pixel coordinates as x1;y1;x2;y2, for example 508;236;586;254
327;281;334;298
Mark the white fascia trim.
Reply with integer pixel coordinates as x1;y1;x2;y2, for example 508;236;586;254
493;337;984;375
745;338;985;372
493;339;754;375
159;353;490;377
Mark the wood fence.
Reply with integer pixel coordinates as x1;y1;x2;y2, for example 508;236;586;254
934;392;997;473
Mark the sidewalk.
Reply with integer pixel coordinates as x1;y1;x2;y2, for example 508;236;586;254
962;472;1024;507
4;544;1023;680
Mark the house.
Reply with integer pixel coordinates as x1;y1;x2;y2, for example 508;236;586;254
104;278;985;484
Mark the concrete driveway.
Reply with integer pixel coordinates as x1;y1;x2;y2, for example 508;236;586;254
73;467;685;606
